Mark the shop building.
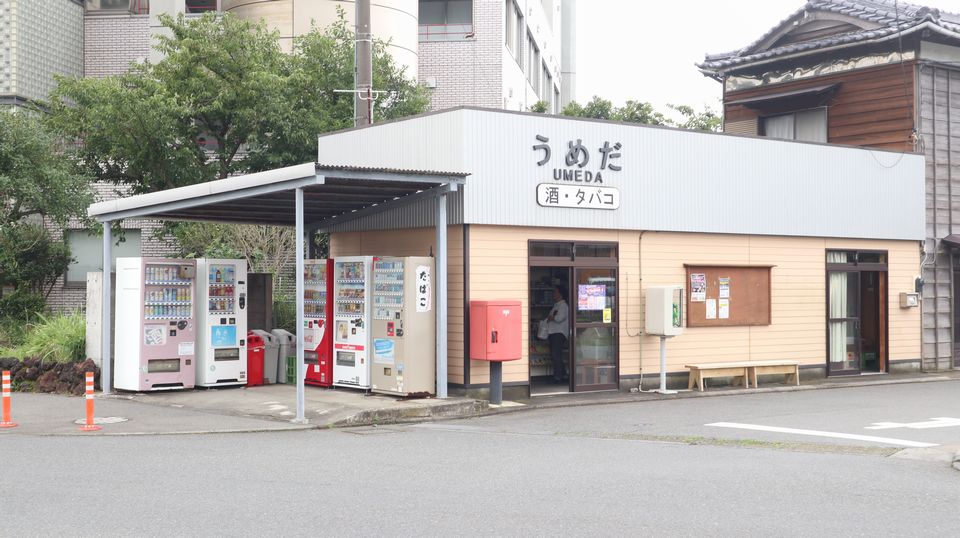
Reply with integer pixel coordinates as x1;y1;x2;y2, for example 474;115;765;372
317;107;924;397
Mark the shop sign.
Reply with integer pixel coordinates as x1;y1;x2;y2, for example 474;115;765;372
415;265;432;312
537;184;620;210
532;135;622;184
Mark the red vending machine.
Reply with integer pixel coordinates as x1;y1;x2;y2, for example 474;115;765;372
304;259;334;387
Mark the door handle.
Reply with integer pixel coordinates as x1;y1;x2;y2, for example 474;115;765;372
491;330;498;344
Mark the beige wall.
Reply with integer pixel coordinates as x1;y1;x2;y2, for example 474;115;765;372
331;225;922;388
329;226;465;384
469;226;922;385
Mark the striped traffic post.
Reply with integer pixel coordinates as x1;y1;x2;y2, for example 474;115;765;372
79;372;101;432
0;370;16;428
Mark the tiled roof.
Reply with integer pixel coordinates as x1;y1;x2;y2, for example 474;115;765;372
700;0;960;73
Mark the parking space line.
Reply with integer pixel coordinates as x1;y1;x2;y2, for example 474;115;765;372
706;422;939;448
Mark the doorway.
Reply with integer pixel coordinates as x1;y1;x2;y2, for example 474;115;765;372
528;241;619;394
826;251;887;375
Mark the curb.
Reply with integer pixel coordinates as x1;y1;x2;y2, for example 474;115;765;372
484;375;958;417
333;400;489;427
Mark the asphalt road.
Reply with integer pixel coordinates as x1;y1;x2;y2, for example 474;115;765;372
2;380;959;537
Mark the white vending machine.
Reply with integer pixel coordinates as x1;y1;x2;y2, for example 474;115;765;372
370;257;436;397
195;259;248;387
333;256;373;389
115;258;197;391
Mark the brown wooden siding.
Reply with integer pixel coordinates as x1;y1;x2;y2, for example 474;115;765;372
724;62;916;151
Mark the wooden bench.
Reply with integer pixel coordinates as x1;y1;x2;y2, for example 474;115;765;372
685;362;751;392
747;360;800;388
685;360;801;392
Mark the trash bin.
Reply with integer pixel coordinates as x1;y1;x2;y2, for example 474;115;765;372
271;329;296;385
250;330;279;385
246;332;265;387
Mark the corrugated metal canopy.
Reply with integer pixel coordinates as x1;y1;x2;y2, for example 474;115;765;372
87;162;468;226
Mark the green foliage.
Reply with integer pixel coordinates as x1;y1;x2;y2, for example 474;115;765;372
272;295;297;334
668;104;722;132
528;100;549;113
0;110;92;227
245;8;428;171
560;96;719;131
614;100;669;125
46;9;428;192
4;313;86;363
0;223;73;300
0;290;46;323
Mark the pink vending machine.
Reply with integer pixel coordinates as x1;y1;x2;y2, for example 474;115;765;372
114;258;197;391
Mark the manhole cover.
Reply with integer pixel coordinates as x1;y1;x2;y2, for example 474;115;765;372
73;417;129;425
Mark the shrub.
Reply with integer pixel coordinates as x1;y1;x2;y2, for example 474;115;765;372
13;313;86;364
273;295;297;334
0;289;46;322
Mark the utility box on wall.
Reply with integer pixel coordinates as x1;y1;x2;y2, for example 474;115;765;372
645;286;685;336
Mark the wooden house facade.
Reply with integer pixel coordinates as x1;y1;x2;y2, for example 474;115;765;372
700;0;960;372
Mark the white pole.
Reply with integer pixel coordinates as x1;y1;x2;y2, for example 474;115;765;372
101;223;112;395
435;191;448;398
294;188;307;422
654;335;677;395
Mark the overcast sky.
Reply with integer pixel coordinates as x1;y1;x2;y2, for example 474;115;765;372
576;0;960;113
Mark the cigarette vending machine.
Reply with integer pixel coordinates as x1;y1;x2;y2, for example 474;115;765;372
194;259;248;387
115;258;197;391
304;259;333;387
370;257;436;397
333;256;373;389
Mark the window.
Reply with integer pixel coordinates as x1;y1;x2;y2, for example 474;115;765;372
419;0;473;41
505;0;523;64
527;32;540;93
186;0;217;13
66;229;142;285
86;0;137;10
761;108;827;143
542;62;552;104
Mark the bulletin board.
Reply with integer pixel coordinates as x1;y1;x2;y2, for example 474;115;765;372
684;265;773;327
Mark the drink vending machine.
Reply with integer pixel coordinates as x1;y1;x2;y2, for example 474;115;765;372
303;259;333;386
332;256;373;389
115;258;197;391
194;259;248;387
370;257;436;396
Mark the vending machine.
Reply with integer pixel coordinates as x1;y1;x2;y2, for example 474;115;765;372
333;256;374;389
115;258;197;391
370;257;436;397
194;259;248;387
304;259;333;387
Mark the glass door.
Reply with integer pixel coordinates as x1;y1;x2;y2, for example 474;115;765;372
828;271;861;375
572;268;618;391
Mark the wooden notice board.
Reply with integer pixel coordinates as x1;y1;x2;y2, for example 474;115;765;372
684;265;772;327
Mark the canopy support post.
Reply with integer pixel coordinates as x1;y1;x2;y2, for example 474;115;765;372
102;222;112;395
436;189;449;398
294;188;307;423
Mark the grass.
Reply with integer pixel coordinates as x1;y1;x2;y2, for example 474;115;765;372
2;312;86;363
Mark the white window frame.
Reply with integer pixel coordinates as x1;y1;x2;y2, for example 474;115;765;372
760;106;828;143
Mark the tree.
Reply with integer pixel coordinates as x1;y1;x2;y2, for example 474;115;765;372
244;9;428;171
46;13;289;193
0;111;91;227
668;104;722;132
528;100;549;114
613;100;669;126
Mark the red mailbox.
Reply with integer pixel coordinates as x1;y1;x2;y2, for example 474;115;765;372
246;332;265;387
470;300;522;361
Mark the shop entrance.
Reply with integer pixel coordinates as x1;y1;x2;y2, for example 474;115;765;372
826;251;887;376
529;241;619;394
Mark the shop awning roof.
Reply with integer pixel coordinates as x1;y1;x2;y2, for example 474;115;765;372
87;162;469;226
941;234;960;249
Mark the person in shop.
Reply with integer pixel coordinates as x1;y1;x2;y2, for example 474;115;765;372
545;286;569;383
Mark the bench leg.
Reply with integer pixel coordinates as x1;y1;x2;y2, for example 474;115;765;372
750;367;758;388
743;368;750;389
698;372;704;392
688;371;695;391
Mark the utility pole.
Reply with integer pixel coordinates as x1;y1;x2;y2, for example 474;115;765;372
355;0;373;126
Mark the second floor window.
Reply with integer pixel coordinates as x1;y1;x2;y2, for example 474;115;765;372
420;0;473;41
761;108;827;143
186;0;217;13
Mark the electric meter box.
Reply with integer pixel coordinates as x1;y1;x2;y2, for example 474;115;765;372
645;286;685;336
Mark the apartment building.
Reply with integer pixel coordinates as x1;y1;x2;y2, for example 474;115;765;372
4;0;577;312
